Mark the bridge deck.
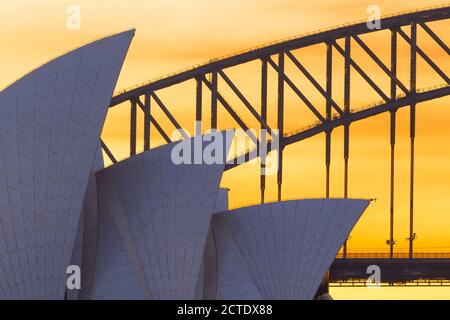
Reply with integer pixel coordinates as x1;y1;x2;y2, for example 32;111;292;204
330;253;450;286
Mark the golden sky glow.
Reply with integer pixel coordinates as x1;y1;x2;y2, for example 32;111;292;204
1;0;449;299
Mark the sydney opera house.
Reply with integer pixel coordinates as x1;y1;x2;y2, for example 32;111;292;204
0;30;370;300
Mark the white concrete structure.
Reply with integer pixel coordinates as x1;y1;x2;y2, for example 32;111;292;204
67;148;105;300
87;191;148;299
0;30;134;299
93;132;232;300
210;199;370;299
196;188;229;299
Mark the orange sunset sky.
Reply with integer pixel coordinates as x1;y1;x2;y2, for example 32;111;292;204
1;0;449;299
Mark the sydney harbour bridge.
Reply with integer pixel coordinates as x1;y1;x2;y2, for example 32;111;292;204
101;5;450;287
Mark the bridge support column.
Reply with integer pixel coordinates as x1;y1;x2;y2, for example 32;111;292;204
130;98;137;156
277;52;284;202
211;71;218;129
260;58;268;203
409;22;417;259
326;132;331;199
389;112;396;258
144;92;151;151
409;133;415;257
325;42;332;199
389;28;397;258
343;125;349;257
343;129;349;193
196;77;202;136
343;36;350;258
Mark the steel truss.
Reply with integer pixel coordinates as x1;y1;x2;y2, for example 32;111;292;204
103;6;450;258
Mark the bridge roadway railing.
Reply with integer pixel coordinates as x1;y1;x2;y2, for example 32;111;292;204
330;252;450;286
335;252;450;259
